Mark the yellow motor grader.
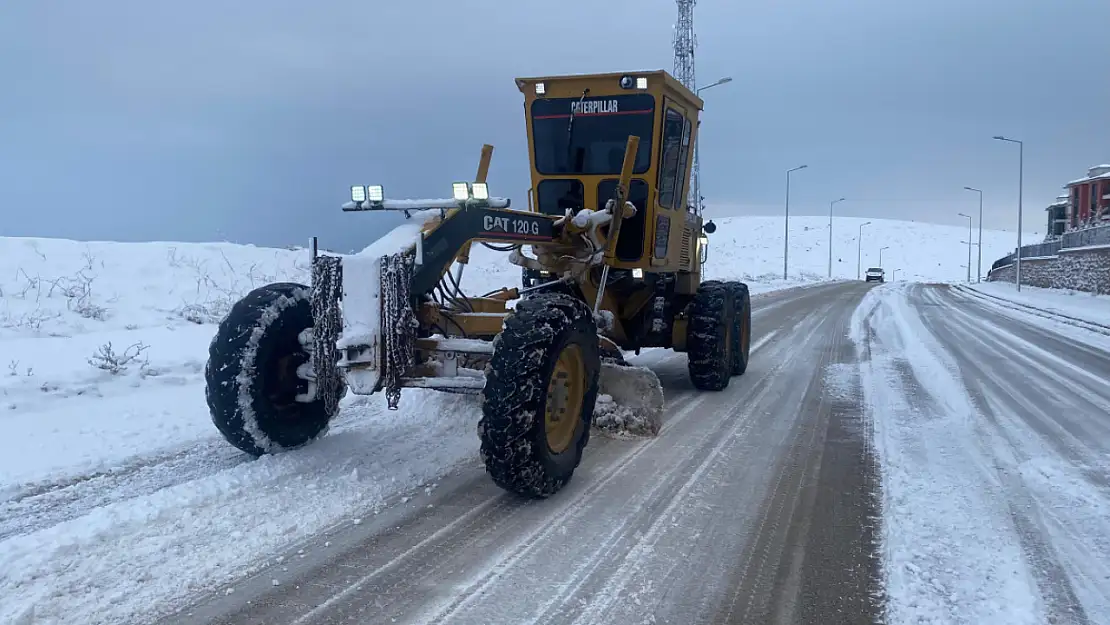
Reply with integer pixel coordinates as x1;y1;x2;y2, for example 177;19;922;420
204;70;752;498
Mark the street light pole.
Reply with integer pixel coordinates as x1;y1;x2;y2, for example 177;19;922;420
785;164;808;280
691;77;733;214
879;245;890;267
964;186;984;282
958;212;973;283
993;136;1024;292
829;197;846;279
857;221;872;280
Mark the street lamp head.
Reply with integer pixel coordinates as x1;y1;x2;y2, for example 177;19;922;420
836;197;846;202
958;212;971;218
697;76;734;94
963;186;981;192
992;135;1006;141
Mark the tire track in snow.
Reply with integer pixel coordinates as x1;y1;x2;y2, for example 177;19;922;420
918;285;1109;622
173;283;870;625
406;325;799;625
713;287;872;625
853;283;1046;625
0;439;248;542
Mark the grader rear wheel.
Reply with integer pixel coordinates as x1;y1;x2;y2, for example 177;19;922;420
686;280;736;391
479;292;600;499
725;281;752;376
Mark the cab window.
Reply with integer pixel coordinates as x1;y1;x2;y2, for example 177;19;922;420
658;107;694;211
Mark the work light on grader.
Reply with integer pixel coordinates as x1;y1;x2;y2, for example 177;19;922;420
203;70;752;499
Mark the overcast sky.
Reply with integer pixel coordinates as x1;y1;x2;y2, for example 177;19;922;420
2;0;1107;251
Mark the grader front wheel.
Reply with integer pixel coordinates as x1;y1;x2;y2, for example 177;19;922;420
479;292;600;499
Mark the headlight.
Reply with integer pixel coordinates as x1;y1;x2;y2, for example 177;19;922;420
350;186;366;203
632;268;644;278
366;185;384;203
471;182;489;201
452;182;470;202
636;77;648;89
535;82;545;95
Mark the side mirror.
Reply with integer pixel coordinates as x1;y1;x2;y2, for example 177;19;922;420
702;220;717;234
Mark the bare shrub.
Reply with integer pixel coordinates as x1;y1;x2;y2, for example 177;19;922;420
88;341;149;374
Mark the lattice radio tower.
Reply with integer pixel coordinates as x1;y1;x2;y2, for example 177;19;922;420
673;0;697;91
673;0;698;208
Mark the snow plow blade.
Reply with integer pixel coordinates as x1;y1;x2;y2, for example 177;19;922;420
593;361;665;437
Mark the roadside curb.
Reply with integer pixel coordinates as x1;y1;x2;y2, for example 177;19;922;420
952;285;1110;337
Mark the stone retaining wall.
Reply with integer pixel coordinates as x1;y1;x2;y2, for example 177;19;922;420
987;245;1110;295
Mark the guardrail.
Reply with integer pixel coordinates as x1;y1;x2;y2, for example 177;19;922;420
1025;240;1062;258
990;254;1014;272
988;223;1110;275
1061;223;1110;249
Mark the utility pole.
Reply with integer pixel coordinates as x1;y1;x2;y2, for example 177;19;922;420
993;136;1024;291
829;197;846;279
785;165;808;280
857;221;872;280
964;186;984;282
958;212;973;283
692;77;733;214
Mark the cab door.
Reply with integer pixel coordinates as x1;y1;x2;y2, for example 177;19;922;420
651;99;694;270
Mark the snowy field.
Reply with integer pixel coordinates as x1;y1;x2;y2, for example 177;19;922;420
0;215;1032;624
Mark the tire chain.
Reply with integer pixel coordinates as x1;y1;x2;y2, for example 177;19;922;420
380;252;417;410
310;256;345;417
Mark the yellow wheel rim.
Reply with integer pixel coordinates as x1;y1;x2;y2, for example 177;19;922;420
545;343;585;454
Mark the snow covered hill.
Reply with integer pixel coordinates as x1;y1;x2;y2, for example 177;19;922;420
702;215;1036;285
0;216;1028;624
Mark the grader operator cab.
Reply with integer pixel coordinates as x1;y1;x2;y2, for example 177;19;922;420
204;70;752;499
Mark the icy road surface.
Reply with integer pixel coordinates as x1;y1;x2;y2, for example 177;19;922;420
8;279;1110;625
167;281;883;625
855;283;1110;625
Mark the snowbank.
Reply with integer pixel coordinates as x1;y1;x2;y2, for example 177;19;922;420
969;282;1110;328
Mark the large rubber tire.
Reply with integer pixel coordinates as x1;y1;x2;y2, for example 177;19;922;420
686;280;736;391
205;282;341;456
724;281;752;376
479;292;600;498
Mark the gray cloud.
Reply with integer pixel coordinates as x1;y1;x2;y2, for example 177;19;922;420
2;0;1106;251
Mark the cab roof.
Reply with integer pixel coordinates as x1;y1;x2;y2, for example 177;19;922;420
514;70;703;111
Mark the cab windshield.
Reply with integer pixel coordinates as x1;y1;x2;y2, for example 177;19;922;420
530;93;655;175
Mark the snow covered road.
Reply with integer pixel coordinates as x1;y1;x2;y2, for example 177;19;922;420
854;282;1110;625
163;281;883;625
9;277;1109;625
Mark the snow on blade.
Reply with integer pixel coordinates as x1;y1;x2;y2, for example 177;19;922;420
592;362;665;437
